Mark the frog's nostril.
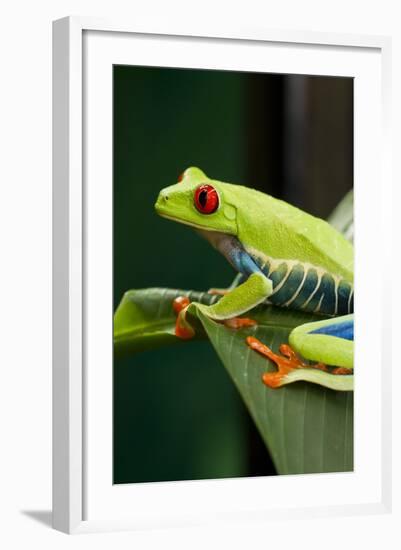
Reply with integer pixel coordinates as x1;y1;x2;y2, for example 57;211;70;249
164;194;169;201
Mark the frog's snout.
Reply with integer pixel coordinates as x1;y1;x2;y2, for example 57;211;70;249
156;191;168;205
154;191;169;216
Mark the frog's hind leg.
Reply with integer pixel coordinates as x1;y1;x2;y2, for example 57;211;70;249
247;315;354;391
289;314;354;371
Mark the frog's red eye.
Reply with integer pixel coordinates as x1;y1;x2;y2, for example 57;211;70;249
194;184;219;214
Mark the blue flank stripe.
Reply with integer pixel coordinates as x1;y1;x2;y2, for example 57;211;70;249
247;250;354;315
270;264;305;305
290;268;318;310
269;262;288;288
310;319;354;341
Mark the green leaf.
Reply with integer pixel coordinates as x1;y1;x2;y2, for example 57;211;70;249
114;288;214;357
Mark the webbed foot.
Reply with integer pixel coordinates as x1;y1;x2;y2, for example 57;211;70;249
246;337;328;389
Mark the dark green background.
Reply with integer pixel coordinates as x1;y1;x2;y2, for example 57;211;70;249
113;66;353;484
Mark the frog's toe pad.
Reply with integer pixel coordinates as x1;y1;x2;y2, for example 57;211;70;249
207;288;230;296
173;296;195;340
173;295;191;314
332;367;353;375
224;317;257;329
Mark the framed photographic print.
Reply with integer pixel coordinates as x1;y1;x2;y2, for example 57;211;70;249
52;17;392;534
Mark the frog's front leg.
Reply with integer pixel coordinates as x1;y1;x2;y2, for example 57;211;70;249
247;315;354;391
174;272;273;339
174;238;272;339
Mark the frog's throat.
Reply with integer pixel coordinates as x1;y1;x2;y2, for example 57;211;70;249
196;228;249;274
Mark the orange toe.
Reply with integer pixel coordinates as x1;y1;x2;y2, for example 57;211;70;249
224;317;257;329
173;295;191;314
246;336;329;389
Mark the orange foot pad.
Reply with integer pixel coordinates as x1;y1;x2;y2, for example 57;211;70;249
223;317;257;329
332;367;353;375
246;336;327;389
207;288;229;296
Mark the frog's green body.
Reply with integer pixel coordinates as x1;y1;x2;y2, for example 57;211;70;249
155;167;354;391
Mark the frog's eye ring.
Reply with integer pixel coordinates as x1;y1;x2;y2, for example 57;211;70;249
194;184;219;214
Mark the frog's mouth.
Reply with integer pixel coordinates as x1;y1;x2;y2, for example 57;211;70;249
156;211;227;233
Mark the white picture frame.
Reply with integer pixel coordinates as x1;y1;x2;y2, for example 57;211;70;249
52;16;392;534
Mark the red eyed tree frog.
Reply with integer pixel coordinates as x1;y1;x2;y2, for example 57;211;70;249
155;168;354;391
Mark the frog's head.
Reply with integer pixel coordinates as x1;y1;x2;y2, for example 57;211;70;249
155;167;238;236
